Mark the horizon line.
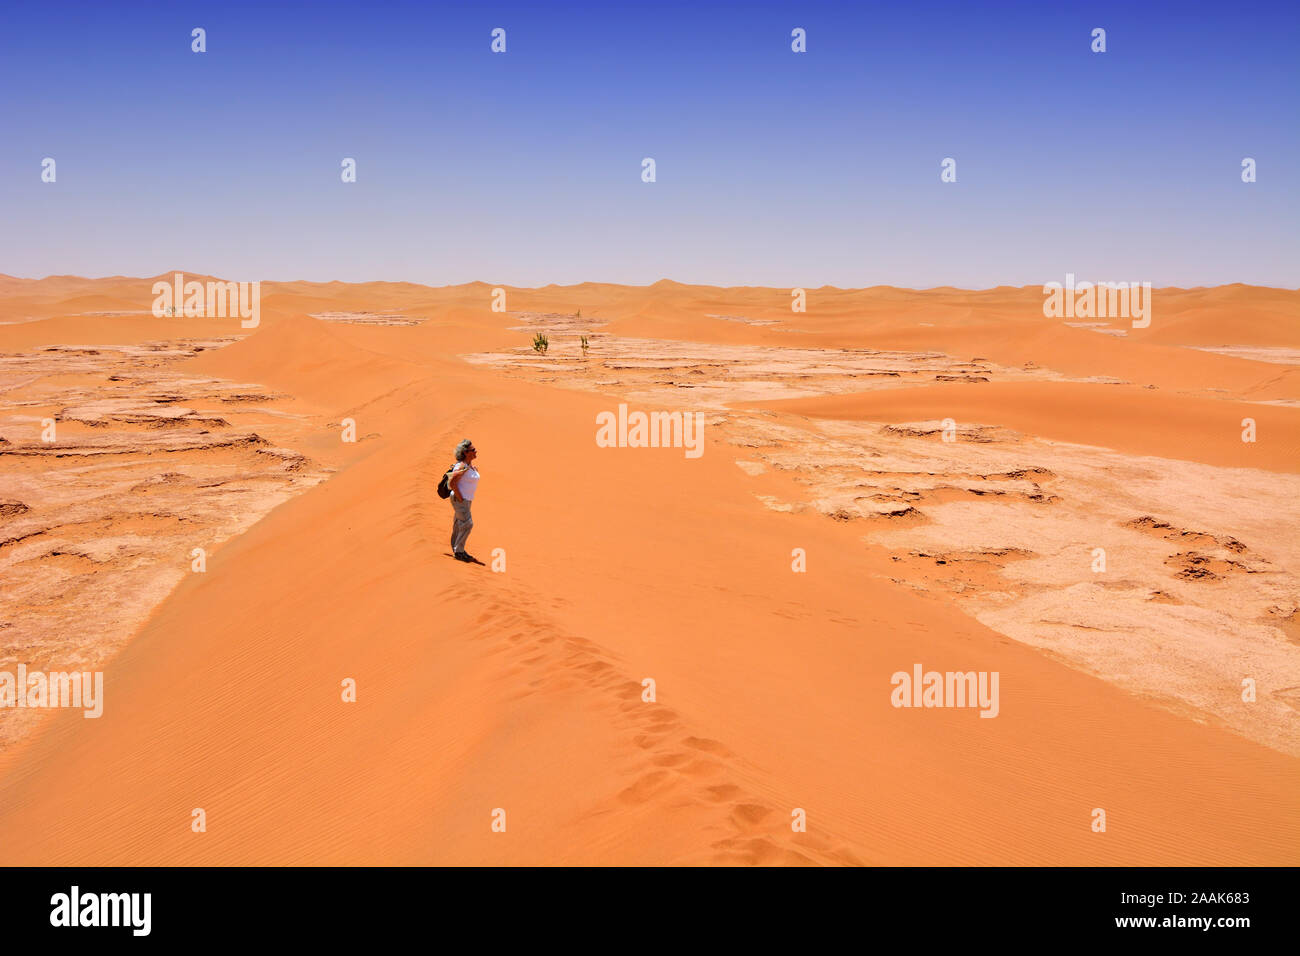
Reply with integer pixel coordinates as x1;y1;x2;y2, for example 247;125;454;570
3;272;1298;295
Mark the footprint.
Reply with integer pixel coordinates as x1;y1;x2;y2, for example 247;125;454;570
652;752;691;768
677;758;723;779
730;803;774;827
617;770;673;805
683;736;730;756
703;784;742;803
711;837;781;865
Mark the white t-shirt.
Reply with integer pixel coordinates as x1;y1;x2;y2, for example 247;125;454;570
452;462;479;501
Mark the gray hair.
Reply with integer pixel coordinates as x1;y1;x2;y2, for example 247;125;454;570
454;438;474;461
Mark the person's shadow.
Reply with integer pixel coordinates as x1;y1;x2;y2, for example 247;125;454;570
445;552;486;566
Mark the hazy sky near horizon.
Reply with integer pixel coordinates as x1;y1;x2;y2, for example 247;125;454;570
2;0;1297;289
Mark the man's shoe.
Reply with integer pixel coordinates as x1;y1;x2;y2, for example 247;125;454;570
453;551;469;561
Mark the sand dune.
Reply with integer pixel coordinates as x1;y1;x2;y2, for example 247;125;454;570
754;381;1299;472
0;276;1296;865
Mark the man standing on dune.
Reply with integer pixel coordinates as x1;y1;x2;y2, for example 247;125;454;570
448;439;479;562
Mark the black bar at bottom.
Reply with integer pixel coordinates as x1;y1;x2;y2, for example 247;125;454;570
0;866;1288;943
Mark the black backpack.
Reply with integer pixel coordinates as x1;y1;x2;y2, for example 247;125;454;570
436;463;457;499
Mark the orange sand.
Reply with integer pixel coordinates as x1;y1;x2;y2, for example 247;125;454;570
0;276;1296;865
754;381;1299;472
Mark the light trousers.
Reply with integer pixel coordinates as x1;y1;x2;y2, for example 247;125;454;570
450;498;474;553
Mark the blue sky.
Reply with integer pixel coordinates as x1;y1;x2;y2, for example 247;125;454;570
2;0;1297;287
